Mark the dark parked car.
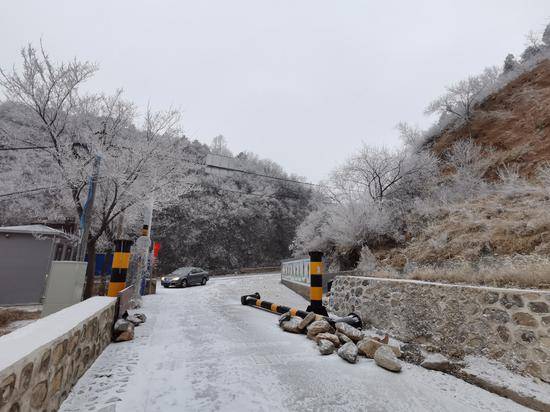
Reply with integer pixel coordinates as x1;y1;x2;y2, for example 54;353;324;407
161;267;209;288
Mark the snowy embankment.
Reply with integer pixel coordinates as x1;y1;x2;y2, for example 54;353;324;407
61;274;530;412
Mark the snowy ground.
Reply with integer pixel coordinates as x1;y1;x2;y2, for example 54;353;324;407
61;274;528;412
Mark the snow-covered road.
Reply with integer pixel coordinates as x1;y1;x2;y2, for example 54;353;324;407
61;274;527;412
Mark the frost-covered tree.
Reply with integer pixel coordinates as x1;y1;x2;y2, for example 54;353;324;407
396;122;425;150
543;22;550;46
210;135;232;156
425;67;500;138
293;141;437;267
0;44;196;296
333;145;438;202
440;139;491;200
503;54;518;74
521;31;544;62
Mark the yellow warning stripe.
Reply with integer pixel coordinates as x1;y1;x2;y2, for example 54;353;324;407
310;261;322;274
107;281;125;297
112;252;131;269
310;286;323;300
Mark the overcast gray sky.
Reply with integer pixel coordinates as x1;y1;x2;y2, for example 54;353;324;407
1;1;549;182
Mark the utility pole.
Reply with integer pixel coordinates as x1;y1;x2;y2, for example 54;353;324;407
79;155;101;299
77;155;101;261
131;198;154;306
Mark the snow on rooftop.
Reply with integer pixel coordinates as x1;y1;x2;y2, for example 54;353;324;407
0;224;68;237
0;296;115;371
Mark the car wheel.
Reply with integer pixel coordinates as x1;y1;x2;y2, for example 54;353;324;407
180;279;188;288
201;277;207;285
163;285;168;288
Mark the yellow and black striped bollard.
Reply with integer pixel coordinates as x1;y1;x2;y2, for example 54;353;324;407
107;239;133;297
307;251;328;316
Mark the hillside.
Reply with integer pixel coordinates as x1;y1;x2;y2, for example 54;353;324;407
430;59;550;176
372;59;550;288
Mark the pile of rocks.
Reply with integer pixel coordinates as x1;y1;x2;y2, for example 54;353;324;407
279;312;403;372
113;312;147;342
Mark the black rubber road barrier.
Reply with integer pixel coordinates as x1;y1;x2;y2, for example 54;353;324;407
240;292;362;329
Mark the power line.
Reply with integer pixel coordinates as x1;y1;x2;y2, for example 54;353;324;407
0;184;64;199
205;186;306;201
205;153;329;189
165;151;326;189
206;163;321;188
0;176;109;200
204;153;363;195
0;150;336;202
0;145;54;151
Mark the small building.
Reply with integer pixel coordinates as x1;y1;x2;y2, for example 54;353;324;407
0;225;74;305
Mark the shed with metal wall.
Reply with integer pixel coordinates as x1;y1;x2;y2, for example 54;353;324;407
0;225;74;305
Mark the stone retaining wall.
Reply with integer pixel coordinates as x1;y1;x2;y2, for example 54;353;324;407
329;275;550;382
0;297;116;411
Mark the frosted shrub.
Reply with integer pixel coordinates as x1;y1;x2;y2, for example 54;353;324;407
332;144;438;203
425;67;500;138
292;207;332;256
503;54;518;73
494;165;538;198
356;245;378;273
438;139;492;201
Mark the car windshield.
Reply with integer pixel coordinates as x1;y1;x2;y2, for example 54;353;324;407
172;267;194;275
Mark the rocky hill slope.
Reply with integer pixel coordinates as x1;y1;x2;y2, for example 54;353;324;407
430;59;550;176
374;59;550;288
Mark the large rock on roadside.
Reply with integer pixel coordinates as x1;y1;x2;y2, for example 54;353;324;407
336;331;352;344
374;346;401;372
357;339;381;358
115;331;134;342
335;322;363;342
357;339;401;358
126;315;143;326
373;334;389;344
114;319;133;332
113;319;134;342
421;354;451;372
134;313;147;322
281;317;303;333
298;312;317;331
314;332;340;348
337;342;358;363
318;339;336;355
306;320;334;339
401;343;424;364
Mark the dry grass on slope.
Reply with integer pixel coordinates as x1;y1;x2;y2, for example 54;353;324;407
369;255;550;289
371;187;550;289
410;257;550;289
404;190;550;264
430;59;550;177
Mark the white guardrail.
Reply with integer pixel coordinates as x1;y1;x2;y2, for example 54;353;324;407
280;257;310;285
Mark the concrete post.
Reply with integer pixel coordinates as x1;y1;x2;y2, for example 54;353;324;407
131;199;154;306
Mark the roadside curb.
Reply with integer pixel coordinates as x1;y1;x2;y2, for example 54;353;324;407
453;369;550;411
